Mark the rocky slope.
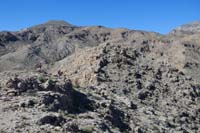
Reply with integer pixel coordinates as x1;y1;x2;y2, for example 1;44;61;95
0;20;199;133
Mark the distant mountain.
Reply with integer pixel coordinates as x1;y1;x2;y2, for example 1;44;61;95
0;20;161;71
170;21;200;35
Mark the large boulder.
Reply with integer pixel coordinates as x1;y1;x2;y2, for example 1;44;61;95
37;114;65;126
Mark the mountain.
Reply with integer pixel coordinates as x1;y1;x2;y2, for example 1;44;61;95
0;20;163;71
170;21;200;35
0;21;199;133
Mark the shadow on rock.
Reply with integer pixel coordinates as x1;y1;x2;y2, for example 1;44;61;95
105;105;130;132
6;76;96;114
39;88;95;113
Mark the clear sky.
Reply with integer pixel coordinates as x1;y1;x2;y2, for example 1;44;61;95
0;0;199;34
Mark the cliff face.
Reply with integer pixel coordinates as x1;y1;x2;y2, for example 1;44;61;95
0;21;200;133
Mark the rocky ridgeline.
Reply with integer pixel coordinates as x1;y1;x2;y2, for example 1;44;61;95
0;21;200;132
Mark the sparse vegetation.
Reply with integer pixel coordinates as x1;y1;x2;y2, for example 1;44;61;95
81;125;95;133
38;75;47;83
0;20;200;133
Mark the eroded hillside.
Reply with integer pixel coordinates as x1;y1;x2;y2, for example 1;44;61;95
0;21;199;133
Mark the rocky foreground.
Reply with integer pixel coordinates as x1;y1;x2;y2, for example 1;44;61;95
0;20;200;132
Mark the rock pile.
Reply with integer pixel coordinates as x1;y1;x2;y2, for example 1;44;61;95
5;75;95;128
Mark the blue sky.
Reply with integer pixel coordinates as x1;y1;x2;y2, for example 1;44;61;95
0;0;199;34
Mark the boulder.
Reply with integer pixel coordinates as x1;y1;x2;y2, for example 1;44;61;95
37;115;65;126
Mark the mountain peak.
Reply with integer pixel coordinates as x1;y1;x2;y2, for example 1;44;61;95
44;20;73;26
170;20;200;35
27;20;75;30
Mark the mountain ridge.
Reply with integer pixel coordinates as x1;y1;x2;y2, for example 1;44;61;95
0;20;199;133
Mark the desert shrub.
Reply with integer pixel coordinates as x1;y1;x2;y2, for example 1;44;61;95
38;75;47;83
81;125;94;133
